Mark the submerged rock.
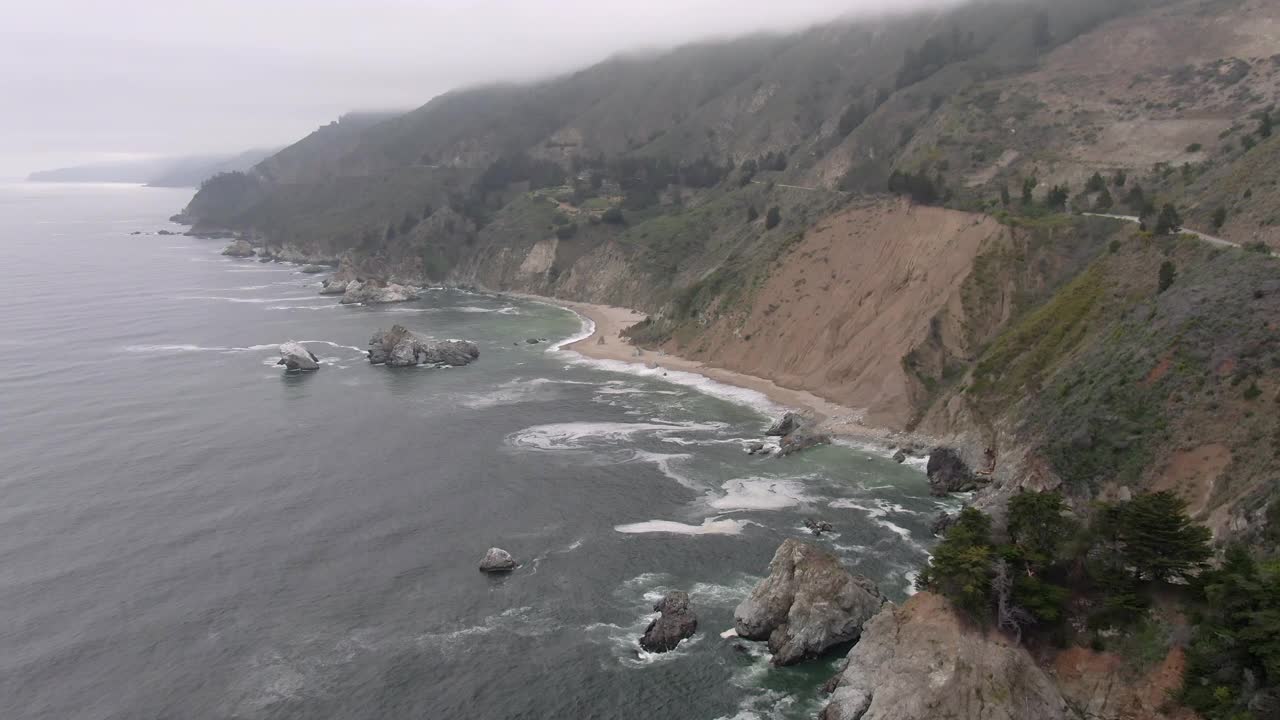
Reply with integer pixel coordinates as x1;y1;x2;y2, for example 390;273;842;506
892;449;907;463
367;325;479;367
819;592;1068;720
744;441;766;455
926;447;979;495
734;539;885;666
220;239;255;257
300;265;326;274
340;280;420;305
640;591;698;652
277;341;320;371
803;518;834;537
478;547;516;573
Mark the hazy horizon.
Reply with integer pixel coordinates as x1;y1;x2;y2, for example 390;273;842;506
2;0;958;179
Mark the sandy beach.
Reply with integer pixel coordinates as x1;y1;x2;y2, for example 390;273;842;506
511;293;899;442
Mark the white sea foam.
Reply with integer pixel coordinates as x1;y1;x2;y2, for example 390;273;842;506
177;295;328;304
122;340;363;356
450;305;519;314
122;344;222;353
507;419;726;452
829;498;922;548
614;517;751;535
903;569;921;596
707;477;816;511
267;303;339;311
629;450;699;490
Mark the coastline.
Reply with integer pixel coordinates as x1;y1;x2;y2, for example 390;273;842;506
507;292;905;445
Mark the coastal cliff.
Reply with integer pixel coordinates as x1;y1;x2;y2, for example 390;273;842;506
176;2;1280;714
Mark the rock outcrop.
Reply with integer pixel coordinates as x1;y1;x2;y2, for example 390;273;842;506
367;325;480;367
930;511;958;537
803;518;834;536
319;277;350;295
478;547;516;572
639;590;698;652
277;342;320;371
926;447;979;495
765;412;801;436
220;239;255;257
819;592;1069;720
339;280;420;305
300;265;326;274
734;539;885;666
777;426;831;456
760;412;830;457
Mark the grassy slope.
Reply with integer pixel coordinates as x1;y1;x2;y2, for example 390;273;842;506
926;231;1280;534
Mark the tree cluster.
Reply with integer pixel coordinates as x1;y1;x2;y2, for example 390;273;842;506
1182;547;1280;719
918;491;1211;641
888;169;948;205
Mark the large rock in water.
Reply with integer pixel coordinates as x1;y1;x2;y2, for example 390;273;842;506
819;592;1069;720
478;547;516;572
640;591;698;652
734;539;885;665
765;412;801;436
339;280;419;305
318;277;350;295
777;426;831;456
277;342;319;371
926;447;978;495
367;325;479;367
220;239;255;257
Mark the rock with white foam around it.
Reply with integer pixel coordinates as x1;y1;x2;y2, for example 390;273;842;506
478;547;516;573
339;280;419;305
734;539;885;666
640;591;698;652
277;342;320;371
368;325;479;367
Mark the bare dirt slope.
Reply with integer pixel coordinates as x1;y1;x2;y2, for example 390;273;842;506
665;199;1006;428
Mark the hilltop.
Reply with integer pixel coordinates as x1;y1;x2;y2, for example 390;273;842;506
177;0;1280;536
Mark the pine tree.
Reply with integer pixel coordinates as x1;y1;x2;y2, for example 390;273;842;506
1155;203;1183;235
1158;261;1177;293
1086;172;1106;193
1000;183;1011;207
1007;492;1074;571
1021;176;1036;205
918;507;994;617
1211;206;1227;231
1046;184;1069;211
1113;492;1211;582
765;206;782;230
1260;110;1273;139
1095;187;1113;211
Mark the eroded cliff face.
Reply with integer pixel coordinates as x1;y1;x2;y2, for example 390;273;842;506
656;199;1006;427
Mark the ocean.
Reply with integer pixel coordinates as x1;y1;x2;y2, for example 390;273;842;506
0;182;945;720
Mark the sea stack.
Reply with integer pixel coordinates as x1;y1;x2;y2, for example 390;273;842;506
277;342;320;371
367;325;479;367
478;547;516;573
734;539;885;665
640;591;698;652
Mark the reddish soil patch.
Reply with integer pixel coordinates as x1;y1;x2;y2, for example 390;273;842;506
1153;443;1232;516
1143;353;1174;387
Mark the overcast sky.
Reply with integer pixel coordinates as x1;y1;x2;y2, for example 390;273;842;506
1;0;952;178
